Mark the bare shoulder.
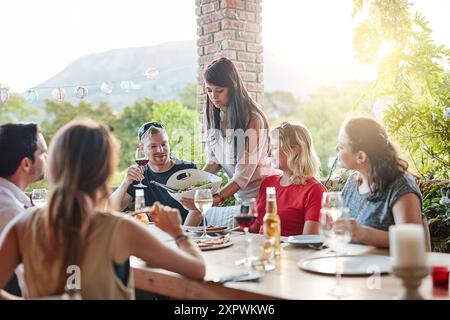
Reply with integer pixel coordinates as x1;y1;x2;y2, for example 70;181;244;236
394;192;421;207
113;213;156;244
0;210;33;248
9;209;34;236
114;213;140;236
392;192;422;223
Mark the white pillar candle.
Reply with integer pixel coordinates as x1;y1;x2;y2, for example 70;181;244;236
389;224;426;267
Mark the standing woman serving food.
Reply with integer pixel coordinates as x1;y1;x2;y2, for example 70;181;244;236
181;57;273;213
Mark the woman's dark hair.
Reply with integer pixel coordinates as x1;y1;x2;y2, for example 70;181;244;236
203;57;269;132
0;123;39;178
343;116;409;201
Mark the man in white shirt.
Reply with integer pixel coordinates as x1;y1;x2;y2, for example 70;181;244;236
0;123;48;296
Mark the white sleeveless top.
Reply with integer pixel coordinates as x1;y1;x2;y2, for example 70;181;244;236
205;111;275;203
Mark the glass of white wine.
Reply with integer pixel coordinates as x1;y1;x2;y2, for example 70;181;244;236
194;188;214;239
32;189;48;208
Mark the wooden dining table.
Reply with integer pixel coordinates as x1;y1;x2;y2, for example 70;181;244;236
131;225;450;300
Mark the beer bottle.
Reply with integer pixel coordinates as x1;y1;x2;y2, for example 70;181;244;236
263;187;281;256
134;189;149;224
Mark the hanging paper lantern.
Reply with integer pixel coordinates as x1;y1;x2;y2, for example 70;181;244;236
120;80;131;93
145;68;159;80
52;88;66;102
24;88;39;103
100;82;113;95
0;87;10;103
74;86;88;99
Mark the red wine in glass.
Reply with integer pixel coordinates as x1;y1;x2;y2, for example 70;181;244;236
135;158;149;166
134;147;148;188
235;215;257;229
234;199;258;270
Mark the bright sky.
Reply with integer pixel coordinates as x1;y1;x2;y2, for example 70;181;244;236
0;0;448;92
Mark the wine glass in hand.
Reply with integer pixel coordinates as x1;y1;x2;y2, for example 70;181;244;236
134;148;148;188
194;189;214;239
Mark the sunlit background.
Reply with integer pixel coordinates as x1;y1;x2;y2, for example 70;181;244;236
0;0;448;92
0;0;448;183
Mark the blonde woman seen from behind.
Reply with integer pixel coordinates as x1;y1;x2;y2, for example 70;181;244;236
0;119;205;300
249;122;327;236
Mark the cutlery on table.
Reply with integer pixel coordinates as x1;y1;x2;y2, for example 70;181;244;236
148;180;180;193
212;271;264;284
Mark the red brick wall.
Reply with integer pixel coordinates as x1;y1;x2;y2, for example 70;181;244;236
196;0;263;113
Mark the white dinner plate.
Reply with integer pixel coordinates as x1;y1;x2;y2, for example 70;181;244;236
196;241;233;251
184;226;230;235
298;255;392;276
287;234;325;247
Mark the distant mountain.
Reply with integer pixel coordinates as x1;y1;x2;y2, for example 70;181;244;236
34;40;325;111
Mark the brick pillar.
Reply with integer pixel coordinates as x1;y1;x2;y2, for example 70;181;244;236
195;0;263;113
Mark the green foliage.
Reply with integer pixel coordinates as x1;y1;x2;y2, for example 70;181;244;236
27;179;49;192
419;179;450;253
41;99;119;144
25;97;200;192
178;82;198;111
149;101;203;166
353;0;450;179
39;98;201;171
0;94;41;124
264;91;300;119
113;98;157;169
268;81;372;177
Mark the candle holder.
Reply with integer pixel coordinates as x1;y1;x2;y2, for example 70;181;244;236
392;266;430;300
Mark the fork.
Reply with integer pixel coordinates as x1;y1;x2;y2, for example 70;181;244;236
148;180;180;193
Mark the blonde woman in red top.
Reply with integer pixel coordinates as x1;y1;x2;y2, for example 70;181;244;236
250;122;327;237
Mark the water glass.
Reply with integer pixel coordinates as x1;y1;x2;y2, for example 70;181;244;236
320;192;352;298
32;189;48;208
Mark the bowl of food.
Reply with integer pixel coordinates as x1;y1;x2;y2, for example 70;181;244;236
166;168;222;203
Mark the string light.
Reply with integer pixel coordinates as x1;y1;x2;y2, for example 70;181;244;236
0;66;162;104
74;86;89;99
100;81;114;95
120;80;132;93
2;2;253;105
0;86;10;103
145;67;159;80
24;88;39;103
52;88;66;102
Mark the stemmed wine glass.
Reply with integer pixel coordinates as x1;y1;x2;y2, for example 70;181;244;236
320;191;353;298
32;189;48;208
134;148;148;188
234;198;258;270
194;189;214;239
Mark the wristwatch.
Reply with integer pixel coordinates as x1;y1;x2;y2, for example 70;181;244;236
214;193;225;206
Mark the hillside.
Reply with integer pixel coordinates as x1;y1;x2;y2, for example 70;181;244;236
34;40;327;111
